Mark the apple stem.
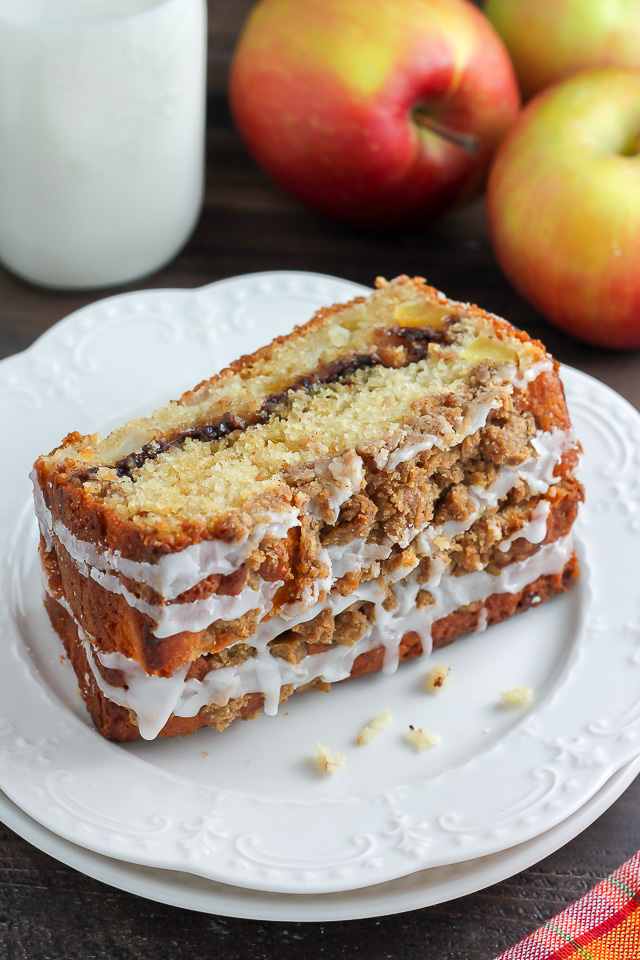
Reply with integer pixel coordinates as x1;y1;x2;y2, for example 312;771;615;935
412;107;480;154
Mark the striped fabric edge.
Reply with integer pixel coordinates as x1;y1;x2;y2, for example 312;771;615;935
494;849;640;959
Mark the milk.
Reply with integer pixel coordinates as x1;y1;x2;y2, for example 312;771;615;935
0;0;207;288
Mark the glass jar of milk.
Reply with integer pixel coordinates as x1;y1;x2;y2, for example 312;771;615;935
0;0;206;289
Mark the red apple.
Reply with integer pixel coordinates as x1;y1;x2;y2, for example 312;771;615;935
487;69;640;350
230;0;520;228
485;0;640;100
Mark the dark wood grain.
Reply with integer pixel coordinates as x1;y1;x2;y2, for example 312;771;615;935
2;2;640;958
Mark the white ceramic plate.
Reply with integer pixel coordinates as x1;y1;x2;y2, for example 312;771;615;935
3;761;639;921
1;272;640;895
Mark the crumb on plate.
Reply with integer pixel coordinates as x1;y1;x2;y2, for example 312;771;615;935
316;742;345;774
407;727;441;752
501;685;533;707
357;708;391;745
426;664;451;692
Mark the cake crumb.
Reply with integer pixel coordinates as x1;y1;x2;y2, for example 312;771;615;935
426;664;451;692
316;742;345;774
357;708;391;745
407;727;441;752
501;685;533;707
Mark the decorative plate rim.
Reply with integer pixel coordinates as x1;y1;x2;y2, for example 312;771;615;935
2;759;639;922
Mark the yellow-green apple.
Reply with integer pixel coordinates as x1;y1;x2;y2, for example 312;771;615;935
485;0;640;100
230;0;520;228
487;69;640;349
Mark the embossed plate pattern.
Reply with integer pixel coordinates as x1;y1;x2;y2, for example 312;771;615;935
0;272;639;895
3;758;639;920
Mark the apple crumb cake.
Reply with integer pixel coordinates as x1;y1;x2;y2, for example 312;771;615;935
32;276;583;742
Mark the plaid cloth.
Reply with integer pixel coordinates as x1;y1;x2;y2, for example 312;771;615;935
495;851;640;959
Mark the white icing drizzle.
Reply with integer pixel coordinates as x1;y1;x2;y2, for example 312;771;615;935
277;547;334;621
403;426;571;554
145;423;566;638
88;648;191;739
49;540;285;638
380;398;502;471
510;358;554;390
120;573;283;639
35;427;576;640
30;467;299;602
42;573;73;617
79;532;575;739
325;539;389;581
498;500;551;552
304;451;365;522
379;356;554;473
32;477;54;551
326;452;364;519
528;430;576;493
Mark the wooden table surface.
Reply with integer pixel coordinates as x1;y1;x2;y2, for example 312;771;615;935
2;2;640;957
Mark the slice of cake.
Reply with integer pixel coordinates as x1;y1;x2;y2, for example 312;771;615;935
32;276;582;742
